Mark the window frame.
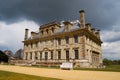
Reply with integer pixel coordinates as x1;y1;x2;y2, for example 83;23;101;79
58;51;61;60
74;35;78;43
65;36;69;44
74;49;79;59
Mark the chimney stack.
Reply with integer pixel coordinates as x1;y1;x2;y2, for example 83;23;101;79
95;30;100;38
31;31;36;39
24;29;29;40
85;23;91;31
91;28;95;34
79;10;85;28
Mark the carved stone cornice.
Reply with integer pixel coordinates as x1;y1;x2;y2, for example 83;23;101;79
23;28;102;45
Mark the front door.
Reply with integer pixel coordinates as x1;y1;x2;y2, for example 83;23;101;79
45;52;48;60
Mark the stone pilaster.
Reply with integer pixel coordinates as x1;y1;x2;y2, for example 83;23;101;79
32;52;35;61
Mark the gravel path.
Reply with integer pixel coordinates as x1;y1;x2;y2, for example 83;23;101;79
0;65;120;80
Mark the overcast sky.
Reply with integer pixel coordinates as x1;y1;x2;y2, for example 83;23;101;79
0;0;120;60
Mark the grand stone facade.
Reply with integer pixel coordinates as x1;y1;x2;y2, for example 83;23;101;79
23;10;103;68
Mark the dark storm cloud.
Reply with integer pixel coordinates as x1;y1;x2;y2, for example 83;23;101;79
0;0;120;30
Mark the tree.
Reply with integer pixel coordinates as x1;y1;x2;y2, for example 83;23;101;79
103;58;120;65
103;58;112;65
0;50;8;62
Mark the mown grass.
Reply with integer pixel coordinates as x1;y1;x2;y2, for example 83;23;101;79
74;65;120;72
1;63;120;72
0;70;61;80
29;65;120;72
23;64;120;72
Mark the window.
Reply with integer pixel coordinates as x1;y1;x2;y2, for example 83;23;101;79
65;36;69;44
46;29;49;34
40;52;42;60
51;39;54;46
41;31;43;35
38;42;40;48
45;52;48;60
74;50;79;59
46;41;48;46
36;42;38;48
74;35;78;43
58;38;61;45
30;52;32;60
66;50;69;61
31;44;33;48
25;44;28;49
52;28;54;32
51;51;53;60
40;42;42;48
58;51;61;60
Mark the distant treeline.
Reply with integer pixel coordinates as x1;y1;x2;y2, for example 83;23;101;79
103;58;120;65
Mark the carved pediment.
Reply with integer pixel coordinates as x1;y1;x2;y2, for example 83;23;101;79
43;48;51;51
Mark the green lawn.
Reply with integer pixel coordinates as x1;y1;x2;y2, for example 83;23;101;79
26;65;120;72
0;70;61;80
74;65;120;72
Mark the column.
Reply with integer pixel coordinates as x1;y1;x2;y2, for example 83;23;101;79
23;52;26;60
27;52;30;60
42;52;45;60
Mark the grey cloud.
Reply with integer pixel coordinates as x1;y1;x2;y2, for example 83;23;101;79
104;37;120;42
101;30;120;42
103;50;120;60
0;0;120;30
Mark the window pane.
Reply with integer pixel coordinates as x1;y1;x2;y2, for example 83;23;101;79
35;52;38;60
58;38;61;45
75;50;79;59
46;41;48;46
51;39;54;46
66;50;69;60
58;51;61;59
45;52;48;60
40;52;42;60
51;51;53;59
65;36;69;44
74;35;78;43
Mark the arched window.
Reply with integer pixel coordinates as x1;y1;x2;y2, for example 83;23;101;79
52;28;54;33
46;29;49;34
41;30;43;35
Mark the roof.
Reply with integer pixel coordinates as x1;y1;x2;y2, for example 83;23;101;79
27;20;81;40
40;21;60;29
56;20;80;34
